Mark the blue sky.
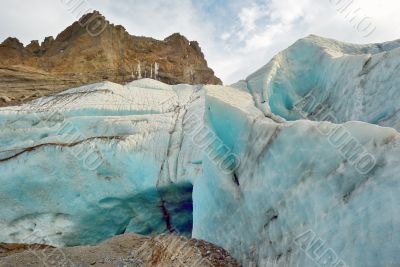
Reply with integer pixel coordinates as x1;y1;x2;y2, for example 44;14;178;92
1;0;400;84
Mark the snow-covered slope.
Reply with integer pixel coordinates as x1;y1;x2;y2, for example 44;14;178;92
0;35;399;267
242;35;400;131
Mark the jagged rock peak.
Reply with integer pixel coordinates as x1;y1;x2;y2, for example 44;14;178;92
0;37;24;48
164;32;189;42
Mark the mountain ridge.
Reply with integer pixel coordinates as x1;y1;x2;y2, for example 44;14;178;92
0;11;221;106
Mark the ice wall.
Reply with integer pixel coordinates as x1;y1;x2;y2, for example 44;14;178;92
192;85;400;267
244;35;400;131
0;80;202;245
0;35;399;267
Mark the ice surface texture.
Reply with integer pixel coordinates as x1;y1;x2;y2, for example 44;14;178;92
196;86;399;267
0;80;201;245
243;35;400;131
0;36;399;267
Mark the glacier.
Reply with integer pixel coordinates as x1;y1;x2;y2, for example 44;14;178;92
0;35;399;267
242;35;400;131
196;86;399;266
0;80;203;245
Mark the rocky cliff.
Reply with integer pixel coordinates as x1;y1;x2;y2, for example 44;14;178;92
0;11;221;106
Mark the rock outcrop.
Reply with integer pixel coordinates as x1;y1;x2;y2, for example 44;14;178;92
0;11;221;106
0;233;240;267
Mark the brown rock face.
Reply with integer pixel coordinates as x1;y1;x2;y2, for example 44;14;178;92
0;233;240;267
0;11;222;106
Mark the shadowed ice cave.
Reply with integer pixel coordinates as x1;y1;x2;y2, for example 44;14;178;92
61;183;193;246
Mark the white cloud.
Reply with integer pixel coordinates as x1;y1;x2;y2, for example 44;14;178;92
237;4;266;39
220;0;400;83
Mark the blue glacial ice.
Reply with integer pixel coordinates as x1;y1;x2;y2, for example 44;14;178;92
0;36;399;267
0;80;202;245
195;85;399;266
243;35;400;131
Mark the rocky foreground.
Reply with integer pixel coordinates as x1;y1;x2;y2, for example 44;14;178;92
0;11;221;106
0;233;240;267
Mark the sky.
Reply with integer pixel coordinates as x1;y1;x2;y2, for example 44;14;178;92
1;0;400;84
